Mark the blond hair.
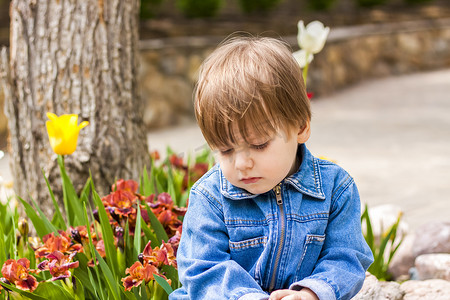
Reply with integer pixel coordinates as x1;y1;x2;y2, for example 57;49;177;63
194;35;311;149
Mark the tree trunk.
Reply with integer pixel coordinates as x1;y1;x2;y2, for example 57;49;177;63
0;0;150;217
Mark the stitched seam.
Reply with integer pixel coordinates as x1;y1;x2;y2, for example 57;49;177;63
288;213;329;219
194;186;223;214
330;175;354;214
312;157;319;192
229;237;268;249
331;174;352;200
225;219;269;226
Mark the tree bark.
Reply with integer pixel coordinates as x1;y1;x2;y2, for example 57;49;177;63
0;0;150;216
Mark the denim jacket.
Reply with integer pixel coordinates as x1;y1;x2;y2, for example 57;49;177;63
170;144;373;300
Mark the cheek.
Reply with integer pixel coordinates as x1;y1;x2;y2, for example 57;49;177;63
217;156;234;174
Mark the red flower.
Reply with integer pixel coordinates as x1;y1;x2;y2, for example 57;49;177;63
168;227;182;256
112;179;139;193
141;241;177;269
147;193;186;236
121;241;174;291
102;189;138;226
169;154;184;169
121;261;160;291
34;231;82;258
38;251;79;281
150;150;160;161
1;258;39;292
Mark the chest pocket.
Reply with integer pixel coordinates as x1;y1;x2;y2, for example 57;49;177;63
295;234;326;280
229;236;268;272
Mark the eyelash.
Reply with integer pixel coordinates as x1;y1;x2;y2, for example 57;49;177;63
220;142;269;155
252;142;269;150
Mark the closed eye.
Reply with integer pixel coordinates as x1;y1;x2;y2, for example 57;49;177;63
251;141;269;150
219;148;234;155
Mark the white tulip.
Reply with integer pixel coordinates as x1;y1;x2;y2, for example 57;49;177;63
297;20;330;54
293;50;314;68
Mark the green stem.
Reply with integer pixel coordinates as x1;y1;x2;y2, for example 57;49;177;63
58;154;71;224
151;281;166;300
302;60;310;87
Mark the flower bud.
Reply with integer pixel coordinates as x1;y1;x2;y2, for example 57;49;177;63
71;229;82;244
18;218;29;237
138;253;144;265
115;226;124;250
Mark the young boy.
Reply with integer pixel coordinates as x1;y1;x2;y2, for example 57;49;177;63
170;36;373;300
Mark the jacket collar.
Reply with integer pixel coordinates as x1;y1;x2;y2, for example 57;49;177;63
220;144;326;200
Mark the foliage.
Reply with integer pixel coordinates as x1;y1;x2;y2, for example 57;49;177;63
0;148;213;299
237;0;282;14
0;197;19;269
355;0;388;8
307;0;337;11
403;0;434;4
361;204;405;281
140;0;165;19
176;0;223;18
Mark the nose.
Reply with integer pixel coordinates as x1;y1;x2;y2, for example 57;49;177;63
234;148;253;170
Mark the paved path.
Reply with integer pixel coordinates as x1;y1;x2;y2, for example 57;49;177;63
1;69;449;230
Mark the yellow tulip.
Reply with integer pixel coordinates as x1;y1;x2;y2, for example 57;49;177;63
46;112;89;155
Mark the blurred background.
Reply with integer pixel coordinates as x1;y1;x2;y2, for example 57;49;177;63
1;0;449;229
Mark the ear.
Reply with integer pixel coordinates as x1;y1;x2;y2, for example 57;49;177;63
297;121;311;144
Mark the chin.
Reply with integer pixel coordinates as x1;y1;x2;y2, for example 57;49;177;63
244;186;272;195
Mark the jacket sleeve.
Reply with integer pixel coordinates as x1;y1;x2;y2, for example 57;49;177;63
170;187;269;300
290;176;374;300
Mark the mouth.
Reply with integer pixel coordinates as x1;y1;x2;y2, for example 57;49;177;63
241;177;261;184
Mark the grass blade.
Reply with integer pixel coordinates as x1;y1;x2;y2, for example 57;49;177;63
133;205;142;261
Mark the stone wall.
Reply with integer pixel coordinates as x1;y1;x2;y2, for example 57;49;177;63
2;18;450;138
138;18;450;128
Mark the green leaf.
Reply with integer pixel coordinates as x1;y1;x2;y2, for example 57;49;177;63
140;215;159;249
133;205;142;261
0;281;47;300
179;191;189;209
154;274;173;295
167;173;178;206
143;203;168;245
18;197;53;239
73;264;95;297
161;265;179;289
84;202;108;300
0;222;6;267
33;281;75;299
72;275;86;300
42;168;66;231
94;249;121;300
361;205;374;253
30;195;60;234
141;165;155;196
90;181;119;278
57;155;84;226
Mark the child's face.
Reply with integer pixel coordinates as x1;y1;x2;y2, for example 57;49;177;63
215;124;310;195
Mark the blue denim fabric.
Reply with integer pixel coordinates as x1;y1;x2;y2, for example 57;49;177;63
170;144;373;300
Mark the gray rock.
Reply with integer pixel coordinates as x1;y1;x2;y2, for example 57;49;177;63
412;222;450;257
414;253;450;281
401;279;450;300
353;272;403;300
